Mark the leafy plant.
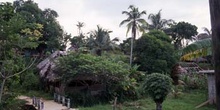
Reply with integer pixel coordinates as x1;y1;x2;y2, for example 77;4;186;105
142;73;172;110
180;73;207;90
55;52;139;106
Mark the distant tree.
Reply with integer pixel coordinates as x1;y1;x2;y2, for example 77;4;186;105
134;30;176;73
76;21;84;35
120;5;147;66
148;10;174;30
165;22;198;50
86;25;119;56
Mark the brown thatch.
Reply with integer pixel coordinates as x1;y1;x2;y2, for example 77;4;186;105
37;51;67;82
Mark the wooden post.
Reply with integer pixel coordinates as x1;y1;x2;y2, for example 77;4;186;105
32;96;35;105
207;72;216;104
62;96;65;106
209;0;220;109
41;101;44;110
54;93;57;102
37;99;40;110
34;97;37;107
199;70;216;104
57;94;60;103
67;98;70;108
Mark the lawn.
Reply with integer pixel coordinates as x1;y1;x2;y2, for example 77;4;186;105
79;90;216;110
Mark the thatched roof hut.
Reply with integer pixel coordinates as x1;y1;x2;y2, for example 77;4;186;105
36;51;106;95
37;51;67;82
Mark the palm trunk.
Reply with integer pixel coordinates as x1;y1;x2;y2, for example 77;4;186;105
130;36;134;66
130;24;136;66
209;0;220;109
0;78;6;103
156;102;162;110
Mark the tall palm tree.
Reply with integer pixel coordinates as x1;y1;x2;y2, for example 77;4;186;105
148;9;174;30
76;21;84;35
119;5;147;66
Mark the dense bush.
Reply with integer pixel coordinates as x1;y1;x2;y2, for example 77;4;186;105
134;30;177;74
55;52;139;106
22;72;39;91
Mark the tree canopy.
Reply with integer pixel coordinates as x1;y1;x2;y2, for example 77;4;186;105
134;30;176;73
165;21;198;50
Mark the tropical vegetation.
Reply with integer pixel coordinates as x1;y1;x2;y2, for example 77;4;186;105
0;0;217;109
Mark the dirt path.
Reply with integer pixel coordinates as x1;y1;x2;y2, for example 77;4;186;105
18;96;77;110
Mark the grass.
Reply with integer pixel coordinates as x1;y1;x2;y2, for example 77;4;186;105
79;89;216;110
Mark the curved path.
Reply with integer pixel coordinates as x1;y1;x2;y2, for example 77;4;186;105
18;96;77;110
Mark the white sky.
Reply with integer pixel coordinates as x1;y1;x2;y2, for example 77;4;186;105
1;0;211;41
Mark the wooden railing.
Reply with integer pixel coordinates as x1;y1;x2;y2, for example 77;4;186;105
32;97;44;110
54;93;71;108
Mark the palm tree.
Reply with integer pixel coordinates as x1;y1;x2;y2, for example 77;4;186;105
76;21;84;35
119;5;147;66
87;25;119;56
148;9;174;30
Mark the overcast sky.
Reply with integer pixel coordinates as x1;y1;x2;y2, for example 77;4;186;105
2;0;210;41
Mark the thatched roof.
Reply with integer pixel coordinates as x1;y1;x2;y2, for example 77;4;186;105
37;51;67;81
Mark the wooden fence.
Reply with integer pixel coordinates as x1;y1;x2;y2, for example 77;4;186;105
32;96;44;110
54;93;71;108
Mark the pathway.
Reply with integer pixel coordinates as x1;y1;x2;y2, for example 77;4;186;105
18;96;77;110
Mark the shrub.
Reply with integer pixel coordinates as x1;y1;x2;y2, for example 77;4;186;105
55;53;139;106
22;72;39;91
142;73;172;110
180;73;207;90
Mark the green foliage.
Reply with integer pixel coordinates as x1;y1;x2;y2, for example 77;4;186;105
142;73;172;103
86;25;119;56
148;10;174;30
0;1;40;104
120;5;147;38
180;73;207;90
14;0;68;52
165;21;198;50
56;53;130;82
55;52;139;106
180;38;212;61
134;31;176;73
22;72;39;91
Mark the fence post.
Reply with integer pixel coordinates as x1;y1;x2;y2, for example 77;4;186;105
34;97;37;107
54;93;57;102
32;96;35;105
41;101;44;110
62;96;65;106
67;98;70;108
57;94;60;103
37;99;40;110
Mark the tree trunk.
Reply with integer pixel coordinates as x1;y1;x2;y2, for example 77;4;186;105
130;36;134;66
156;102;162;110
0;78;6;103
209;0;220;109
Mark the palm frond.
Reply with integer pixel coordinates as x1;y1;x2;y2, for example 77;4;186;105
126;23;132;37
180;38;212;61
119;19;131;27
